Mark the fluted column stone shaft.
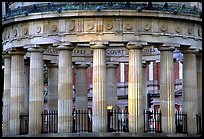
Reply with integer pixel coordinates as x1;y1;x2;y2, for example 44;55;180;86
196;52;202;115
158;46;175;134
90;43;108;132
181;48;198;134
75;64;89;131
2;54;11;136
75;64;88;110
9;50;25;135
57;44;74;133
107;63;118;109
24;61;29;115
28;47;44;135
127;43;144;133
142;62;148;110
47;63;58;111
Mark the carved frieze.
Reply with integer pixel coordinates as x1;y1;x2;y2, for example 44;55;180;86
124;22;132;30
67;20;75;31
188;26;193;34
7;30;10;39
144;24;151;31
13;28;17;37
198;28;202;36
175;26;181;33
87;22;95;31
36;26;41;33
160;24;167;32
23;27;28;35
50;24;58;32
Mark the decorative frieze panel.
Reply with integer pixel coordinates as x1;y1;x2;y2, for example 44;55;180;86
159;20;168;33
142;19;152;32
76;18;84;35
2;16;202;48
115;18;123;34
66;19;76;33
123;19;133;32
103;18;114;32
84;18;95;32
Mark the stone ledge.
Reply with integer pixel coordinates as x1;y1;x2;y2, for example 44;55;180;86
4;132;201;137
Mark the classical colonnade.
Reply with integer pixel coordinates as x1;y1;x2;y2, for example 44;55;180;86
2;41;202;136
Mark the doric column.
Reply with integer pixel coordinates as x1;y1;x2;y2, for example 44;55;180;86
24;60;29;115
107;62;118;109
2;54;11;136
28;47;44;135
158;45;175;134
127;42;144;133
142;61;149;110
181;48;198;134
75;63;89;110
9;49;25;135
90;42;108;132
196;51;202;115
47;63;58;111
107;62;118;131
57;43;74;133
75;63;89;132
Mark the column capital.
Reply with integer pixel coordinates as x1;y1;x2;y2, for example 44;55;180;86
2;52;11;58
126;41;146;50
9;48;26;55
46;63;58;68
106;62;119;69
90;41;108;49
180;48;199;54
196;50;202;56
75;63;89;69
157;46;175;51
54;42;75;50
27;47;44;53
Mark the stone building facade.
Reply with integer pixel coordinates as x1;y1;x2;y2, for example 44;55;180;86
2;2;202;136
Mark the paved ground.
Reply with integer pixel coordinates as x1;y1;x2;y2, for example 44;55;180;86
4;132;202;137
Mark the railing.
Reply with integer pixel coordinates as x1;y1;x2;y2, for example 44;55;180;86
41;111;58;133
3;2;201;20
72;109;92;132
20;114;29;135
143;110;162;133
196;114;202;135
107;109;129;132
175;111;187;134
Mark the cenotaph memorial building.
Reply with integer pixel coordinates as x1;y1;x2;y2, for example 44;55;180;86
2;2;202;137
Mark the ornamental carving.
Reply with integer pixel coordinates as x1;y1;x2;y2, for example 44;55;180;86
144;24;151;31
87;22;94;30
160;24;167;32
68;22;75;31
13;29;17;37
198;28;202;36
7;30;10;39
36;26;41;33
125;23;132;30
23;27;28;35
106;23;113;30
188;27;193;34
175;26;181;33
50;25;57;32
